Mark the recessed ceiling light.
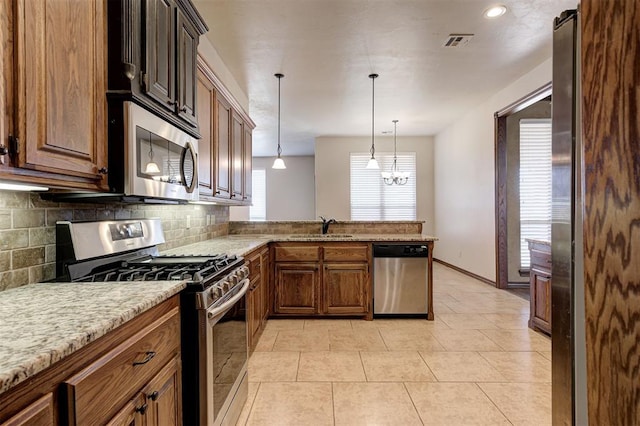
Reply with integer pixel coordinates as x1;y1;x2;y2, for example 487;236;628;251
483;5;507;18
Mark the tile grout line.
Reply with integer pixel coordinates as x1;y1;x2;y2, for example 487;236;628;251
474;382;515;426
402;381;426;425
330;382;336;426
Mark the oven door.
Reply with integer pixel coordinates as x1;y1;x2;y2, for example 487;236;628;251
199;279;249;426
124;101;198;201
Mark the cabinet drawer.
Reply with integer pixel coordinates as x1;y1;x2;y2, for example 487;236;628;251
65;307;180;425
274;245;320;262
247;251;262;280
323;245;369;262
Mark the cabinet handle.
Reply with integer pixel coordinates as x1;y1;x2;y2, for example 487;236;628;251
98;167;108;175
132;351;156;366
215;190;221;195
180;105;188;113
148;391;159;401
135;403;148;414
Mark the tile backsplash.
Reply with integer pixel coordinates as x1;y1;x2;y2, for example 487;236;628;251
229;220;424;235
0;191;229;291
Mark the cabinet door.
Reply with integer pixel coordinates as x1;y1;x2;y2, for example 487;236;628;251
274;263;319;315
214;93;231;198
16;0;108;187
176;9;198;127
196;69;214;197
231;113;244;200
0;0;14;172
243;126;253;203
143;0;175;111
144;356;182;426
0;393;54;426
323;263;368;315
530;269;551;333
106;394;147;426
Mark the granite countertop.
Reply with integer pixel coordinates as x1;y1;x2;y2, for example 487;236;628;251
0;280;186;396
525;238;551;245
162;234;438;257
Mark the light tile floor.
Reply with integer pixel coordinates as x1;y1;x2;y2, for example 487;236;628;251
236;263;551;426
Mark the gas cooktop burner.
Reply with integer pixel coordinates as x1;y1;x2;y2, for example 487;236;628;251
72;254;242;288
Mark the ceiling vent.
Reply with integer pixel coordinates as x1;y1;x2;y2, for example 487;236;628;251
442;34;474;48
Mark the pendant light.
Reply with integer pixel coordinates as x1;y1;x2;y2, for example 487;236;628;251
381;120;410;185
272;73;286;169
144;130;161;175
366;73;380;169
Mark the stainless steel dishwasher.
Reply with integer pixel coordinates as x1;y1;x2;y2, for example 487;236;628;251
373;244;429;316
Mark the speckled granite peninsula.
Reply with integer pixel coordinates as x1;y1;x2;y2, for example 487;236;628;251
0;280;185;395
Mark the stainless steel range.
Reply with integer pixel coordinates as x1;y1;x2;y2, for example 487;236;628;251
55;218;250;426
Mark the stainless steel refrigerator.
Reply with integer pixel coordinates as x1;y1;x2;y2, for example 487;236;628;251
551;8;588;425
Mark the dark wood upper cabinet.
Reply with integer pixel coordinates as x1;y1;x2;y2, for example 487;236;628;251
107;0;207;138
231;112;244;200
176;9;199;127
143;0;176;112
243;126;253;203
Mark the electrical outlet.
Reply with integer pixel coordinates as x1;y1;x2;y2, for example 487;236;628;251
186;215;191;229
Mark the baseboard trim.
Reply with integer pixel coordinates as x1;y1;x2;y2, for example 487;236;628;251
434;258;496;287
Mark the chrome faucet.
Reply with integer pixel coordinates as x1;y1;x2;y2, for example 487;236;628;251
320;216;337;234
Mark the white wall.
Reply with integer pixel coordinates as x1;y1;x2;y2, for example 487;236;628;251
433;58;553;281
230;156;316;221
315;136;435;235
198;37;249;112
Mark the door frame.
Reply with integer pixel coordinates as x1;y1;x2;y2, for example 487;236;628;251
494;82;552;289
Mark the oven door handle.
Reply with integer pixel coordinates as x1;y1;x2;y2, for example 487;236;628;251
206;278;250;323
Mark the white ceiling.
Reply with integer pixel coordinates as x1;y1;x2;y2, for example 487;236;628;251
194;0;576;157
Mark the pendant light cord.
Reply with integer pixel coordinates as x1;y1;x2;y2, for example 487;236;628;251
369;73;378;159
393;119;398;170
275;73;284;158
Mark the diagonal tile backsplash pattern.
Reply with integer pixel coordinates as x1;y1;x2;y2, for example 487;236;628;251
0;191;229;290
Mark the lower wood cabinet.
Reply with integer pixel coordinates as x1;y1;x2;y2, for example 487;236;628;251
108;356;182;426
323;263;368;315
246;246;271;351
274;263;320;315
0;393;54;426
271;243;371;318
528;240;551;334
0;296;181;425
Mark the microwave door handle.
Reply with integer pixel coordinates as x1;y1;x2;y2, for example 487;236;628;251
206;278;250;323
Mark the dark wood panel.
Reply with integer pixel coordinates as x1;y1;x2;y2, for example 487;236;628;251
176;8;198;127
581;1;640;424
196;68;214;196
243;126;252;203
144;356;182;426
214;93;231;198
231;112;243;200
323;245;369;262
143;0;175;110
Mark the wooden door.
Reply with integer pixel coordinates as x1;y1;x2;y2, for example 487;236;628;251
196;69;214;197
16;0;108;187
0;0;13;172
145;357;182;426
143;0;175;111
214;93;231;198
243;126;253;203
323;263;368;315
176;9;198;127
274;263;319;315
231;112;244;200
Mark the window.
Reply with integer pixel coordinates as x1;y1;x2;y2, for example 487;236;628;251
250;169;266;221
519;118;552;268
350;153;417;220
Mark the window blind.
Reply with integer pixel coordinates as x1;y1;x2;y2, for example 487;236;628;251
350;153;417;220
250;169;266;221
519;118;552;268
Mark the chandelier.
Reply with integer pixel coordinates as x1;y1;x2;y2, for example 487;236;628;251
381;120;409;185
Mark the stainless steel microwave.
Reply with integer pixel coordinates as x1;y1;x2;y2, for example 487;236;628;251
123;101;198;202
